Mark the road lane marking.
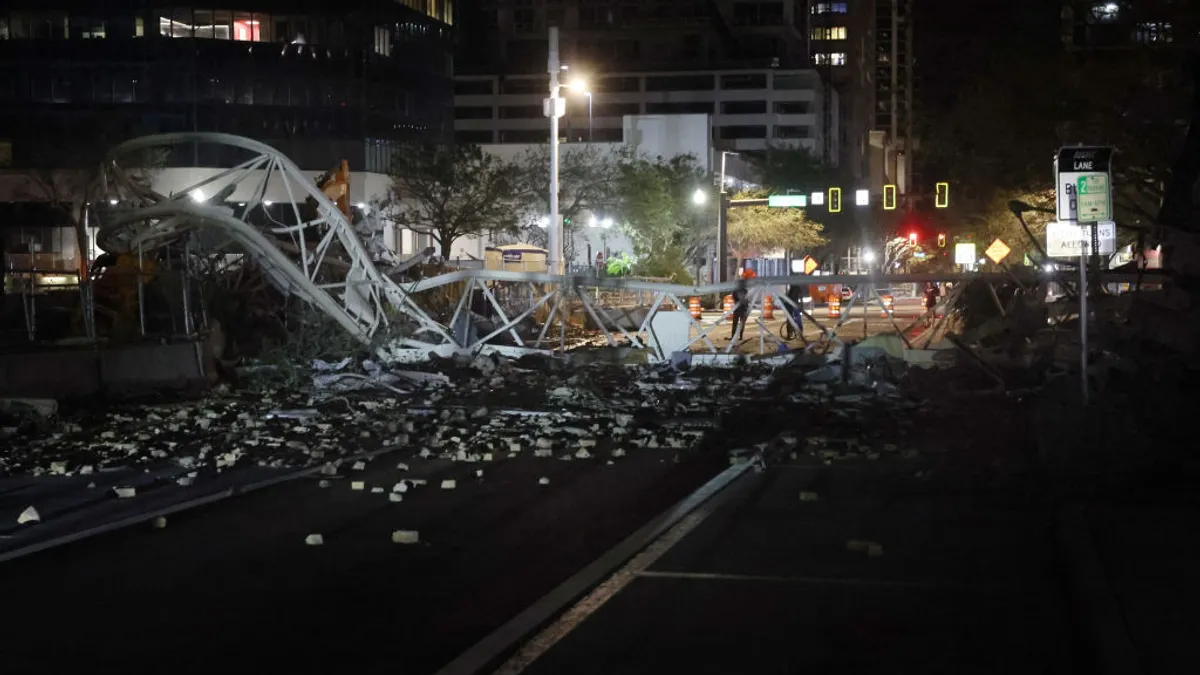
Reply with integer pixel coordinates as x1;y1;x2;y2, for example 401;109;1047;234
635;569;1019;593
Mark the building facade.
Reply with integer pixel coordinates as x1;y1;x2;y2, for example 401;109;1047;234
456;0;811;75
454;68;837;156
0;1;456;276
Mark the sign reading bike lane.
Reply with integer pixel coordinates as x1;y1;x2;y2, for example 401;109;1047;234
1055;146;1113;222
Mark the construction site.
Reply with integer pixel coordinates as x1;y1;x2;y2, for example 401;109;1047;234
0;127;1196;675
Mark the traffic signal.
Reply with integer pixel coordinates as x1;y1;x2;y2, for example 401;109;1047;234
937;233;946;248
935;182;950;208
883;184;897;210
908;232;918;245
828;187;841;213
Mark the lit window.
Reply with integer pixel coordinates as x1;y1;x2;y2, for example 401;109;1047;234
1090;2;1119;22
811;2;848;14
811;26;847;40
814;52;846;66
1134;22;1172;43
374;26;392;56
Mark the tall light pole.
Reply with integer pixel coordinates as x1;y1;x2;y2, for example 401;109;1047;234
547;27;564;275
717;151;738;283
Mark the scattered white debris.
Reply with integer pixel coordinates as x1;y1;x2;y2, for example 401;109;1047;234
17;506;40;524
371;486;384;494
391;530;420;544
799;491;820;502
305;534;324;545
538;477;550;485
397;462;409;471
318;479;332;488
352;460;367;471
351;481;366;491
389;492;404;503
152;516;168;529
49;461;68;475
440;479;457;490
113;486;137;499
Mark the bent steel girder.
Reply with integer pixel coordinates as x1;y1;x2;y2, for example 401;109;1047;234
97;132;454;346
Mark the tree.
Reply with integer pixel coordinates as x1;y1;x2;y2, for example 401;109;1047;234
616;153;712;280
512;144;625;259
745;144;834;193
385;143;522;259
725;189;826;261
12;127;163;279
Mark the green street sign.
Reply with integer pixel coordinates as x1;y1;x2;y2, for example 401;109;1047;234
768;194;807;208
1076;174;1111;222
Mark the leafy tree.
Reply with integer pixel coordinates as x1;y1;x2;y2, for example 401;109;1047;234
616;153;712;278
512;144;625;259
745;144;834;193
725;189;826;261
384;143;522;259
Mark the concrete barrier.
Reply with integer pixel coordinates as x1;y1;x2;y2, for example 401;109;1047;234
0;340;214;399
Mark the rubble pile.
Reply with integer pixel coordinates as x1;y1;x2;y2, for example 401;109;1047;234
2;342;977;544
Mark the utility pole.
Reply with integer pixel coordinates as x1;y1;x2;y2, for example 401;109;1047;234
717;151;738;283
547;26;563;274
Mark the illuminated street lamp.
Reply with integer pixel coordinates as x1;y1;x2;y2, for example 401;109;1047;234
568;78;593;142
862;249;877;263
692;188;708;205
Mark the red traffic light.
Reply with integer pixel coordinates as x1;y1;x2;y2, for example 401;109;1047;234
908;232;918;244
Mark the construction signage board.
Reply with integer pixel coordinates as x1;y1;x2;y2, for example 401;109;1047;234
802;255;819;275
954;242;977;265
768;194;807;208
1046;221;1117;258
985;238;1012;264
1055;146;1113;222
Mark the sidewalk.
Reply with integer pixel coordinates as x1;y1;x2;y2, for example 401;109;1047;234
510;461;1073;674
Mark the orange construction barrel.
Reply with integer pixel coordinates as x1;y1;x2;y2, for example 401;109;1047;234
723;295;734;314
762;294;774;320
881;294;894;318
828;295;841;318
688;297;702;320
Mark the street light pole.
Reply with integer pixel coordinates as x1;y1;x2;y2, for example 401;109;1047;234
717;151;738;283
587;92;593;143
547;27;563;275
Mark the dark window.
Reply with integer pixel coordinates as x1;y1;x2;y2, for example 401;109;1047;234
644;74;714;92
594;76;640;93
500;129;549;143
593;101;640;116
733;2;784;26
721;100;766;114
773;73;813;90
646;101;712;114
455;106;493;119
499;104;541;119
718;125;767;139
500;78;547;95
774;125;812;139
455;130;493;143
774;101;811;114
721;73;767;90
455;80;494;95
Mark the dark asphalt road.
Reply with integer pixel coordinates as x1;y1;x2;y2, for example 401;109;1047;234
0;444;727;675
516;460;1074;675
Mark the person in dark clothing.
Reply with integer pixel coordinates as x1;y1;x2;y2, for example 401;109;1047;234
923;282;941;325
783;283;806;337
729;269;755;340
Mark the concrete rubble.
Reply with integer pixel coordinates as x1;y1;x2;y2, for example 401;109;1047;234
1;339;954;546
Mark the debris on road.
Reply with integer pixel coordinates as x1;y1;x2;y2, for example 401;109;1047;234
391;530;420;544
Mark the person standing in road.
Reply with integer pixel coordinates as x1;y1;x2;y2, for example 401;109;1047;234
730;268;755;340
923;282;941;326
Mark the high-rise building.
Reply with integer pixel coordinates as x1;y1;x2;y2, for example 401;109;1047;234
1061;1;1198;50
457;0;811;74
0;1;456;276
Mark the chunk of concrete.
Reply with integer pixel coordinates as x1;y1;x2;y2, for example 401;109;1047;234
440;479;457;490
305;534;324;545
391;530;420;544
351;481;365;491
113;486;137;499
17;506;40;524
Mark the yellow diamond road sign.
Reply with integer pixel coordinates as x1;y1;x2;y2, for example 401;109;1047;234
985;238;1012;264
